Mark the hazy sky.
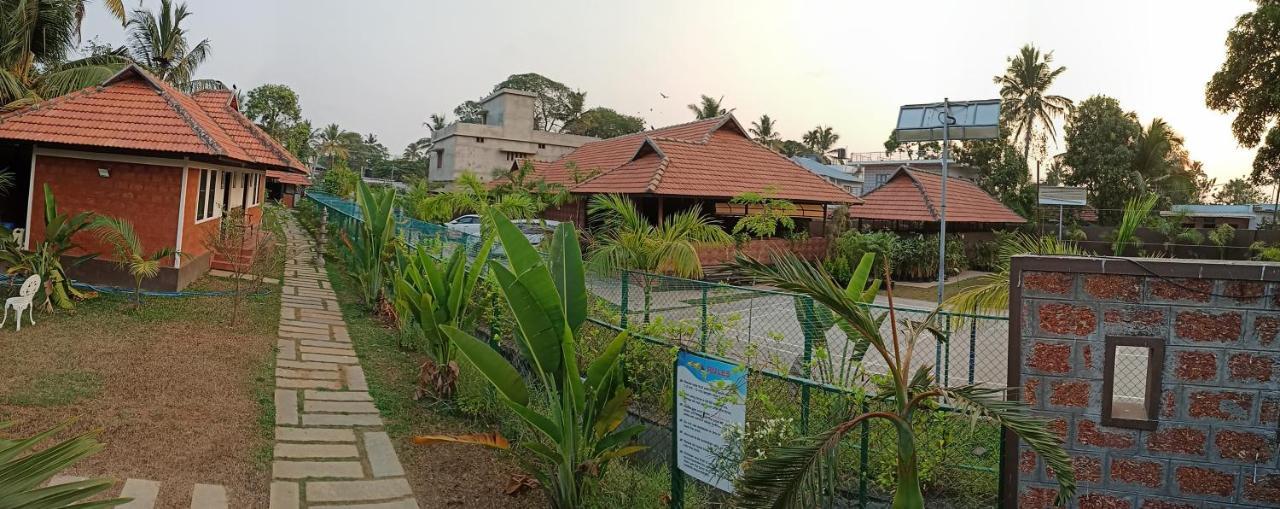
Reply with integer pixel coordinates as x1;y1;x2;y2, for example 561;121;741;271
82;0;1260;183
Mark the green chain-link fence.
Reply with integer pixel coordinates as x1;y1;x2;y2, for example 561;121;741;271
307;191;1010;507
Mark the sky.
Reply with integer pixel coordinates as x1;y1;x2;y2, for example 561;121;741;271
81;0;1261;183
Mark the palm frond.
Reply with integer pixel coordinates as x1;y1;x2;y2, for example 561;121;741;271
940;385;1076;506
732;418;865;509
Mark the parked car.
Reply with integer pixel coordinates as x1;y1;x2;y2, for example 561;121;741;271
445;215;560;238
444;214;482;236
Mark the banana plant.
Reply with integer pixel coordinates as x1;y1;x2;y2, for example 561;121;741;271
793;252;882;387
393;236;493;400
413;213;645;508
729;253;1075;509
339;181;400;309
0;421;130;508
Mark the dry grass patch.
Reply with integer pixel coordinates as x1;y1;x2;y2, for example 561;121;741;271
0;277;278;508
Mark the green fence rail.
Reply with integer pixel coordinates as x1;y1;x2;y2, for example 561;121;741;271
306;191;1011;508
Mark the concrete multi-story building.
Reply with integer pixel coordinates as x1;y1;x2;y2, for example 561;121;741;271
428;88;596;185
843;150;980;193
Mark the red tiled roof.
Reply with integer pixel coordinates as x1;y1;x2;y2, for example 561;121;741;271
267;169;310;185
849;167;1025;223
524;115;859;204
0;65;306;173
191;89;309;174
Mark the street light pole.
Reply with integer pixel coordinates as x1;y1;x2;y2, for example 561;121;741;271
936;99;953;307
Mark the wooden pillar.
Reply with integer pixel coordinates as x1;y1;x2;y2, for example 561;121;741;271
657;197;665;224
821;204;828;236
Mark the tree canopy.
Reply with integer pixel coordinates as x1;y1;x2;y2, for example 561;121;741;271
1062;95;1142;221
492;73;585;132
562;107;645;139
1206;1;1280;147
1215;177;1266;204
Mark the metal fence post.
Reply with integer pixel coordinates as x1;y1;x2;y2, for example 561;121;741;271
619;270;630;330
799;296;816;435
858;398;870;507
943;317;952;386
968;318;977;385
669;356;684;509
699;285;709;352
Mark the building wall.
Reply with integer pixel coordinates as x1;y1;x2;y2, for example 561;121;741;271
181;166;265;262
28;155;182;262
429;90;596;184
1007;256;1280;508
861;163;980;193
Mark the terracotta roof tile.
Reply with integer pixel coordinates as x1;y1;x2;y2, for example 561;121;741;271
848;168;1025;223
192;89;308;173
0;65;305;173
267;169;310;185
527;115;859;204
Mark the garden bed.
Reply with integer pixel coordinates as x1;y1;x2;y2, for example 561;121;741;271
324;259;546;509
0;279;279;507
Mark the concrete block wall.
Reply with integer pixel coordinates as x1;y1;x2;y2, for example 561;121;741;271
1008;256;1280;509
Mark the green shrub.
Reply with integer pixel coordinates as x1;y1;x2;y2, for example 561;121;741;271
889;233;967;281
827;230;898;283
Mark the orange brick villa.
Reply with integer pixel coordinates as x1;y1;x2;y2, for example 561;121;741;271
0;65;310;290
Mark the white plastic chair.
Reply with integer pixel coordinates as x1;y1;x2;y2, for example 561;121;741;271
1;274;40;332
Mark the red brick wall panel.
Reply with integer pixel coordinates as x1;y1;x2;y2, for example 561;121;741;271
29;156;181;263
1078;493;1133;509
1084;275;1141;302
1103;306;1167;336
1026;341;1073;375
1174;310;1242;343
1048;379;1092;408
1137;498;1198;509
1173;465;1235;498
1145;426;1207;456
1038;302;1097;337
1171;349;1218;382
1024;271;1073;295
1077;419;1135;449
1243;476;1280;505
1149;279;1213;303
1109;458;1164;488
1187;390;1254;422
1018;486;1059;509
1226;352;1275;384
1222;281;1265;304
1252;313;1280;347
1213;429;1273;463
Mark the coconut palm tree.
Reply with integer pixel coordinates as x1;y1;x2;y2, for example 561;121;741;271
586;194;732;322
425;113;448;134
802;125;840;162
750;114;782;150
687;94;728;120
0;0;132;110
994;44;1073;164
126;0;218;91
403;137;432;162
316;124;357;167
91;216;179;307
730;252;1075;509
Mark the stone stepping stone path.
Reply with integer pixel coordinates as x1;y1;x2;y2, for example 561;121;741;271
46;476;227;508
271;216;419;509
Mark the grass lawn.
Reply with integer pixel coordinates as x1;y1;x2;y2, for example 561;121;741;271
884;276;992;304
0;278;279;508
0;203;288;507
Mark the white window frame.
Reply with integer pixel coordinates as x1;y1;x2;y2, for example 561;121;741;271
195;168;223;224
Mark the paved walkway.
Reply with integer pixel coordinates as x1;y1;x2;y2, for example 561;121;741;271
48;476;227;508
270;216;419;509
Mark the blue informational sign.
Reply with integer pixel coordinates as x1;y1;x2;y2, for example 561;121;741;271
674;350;747;493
